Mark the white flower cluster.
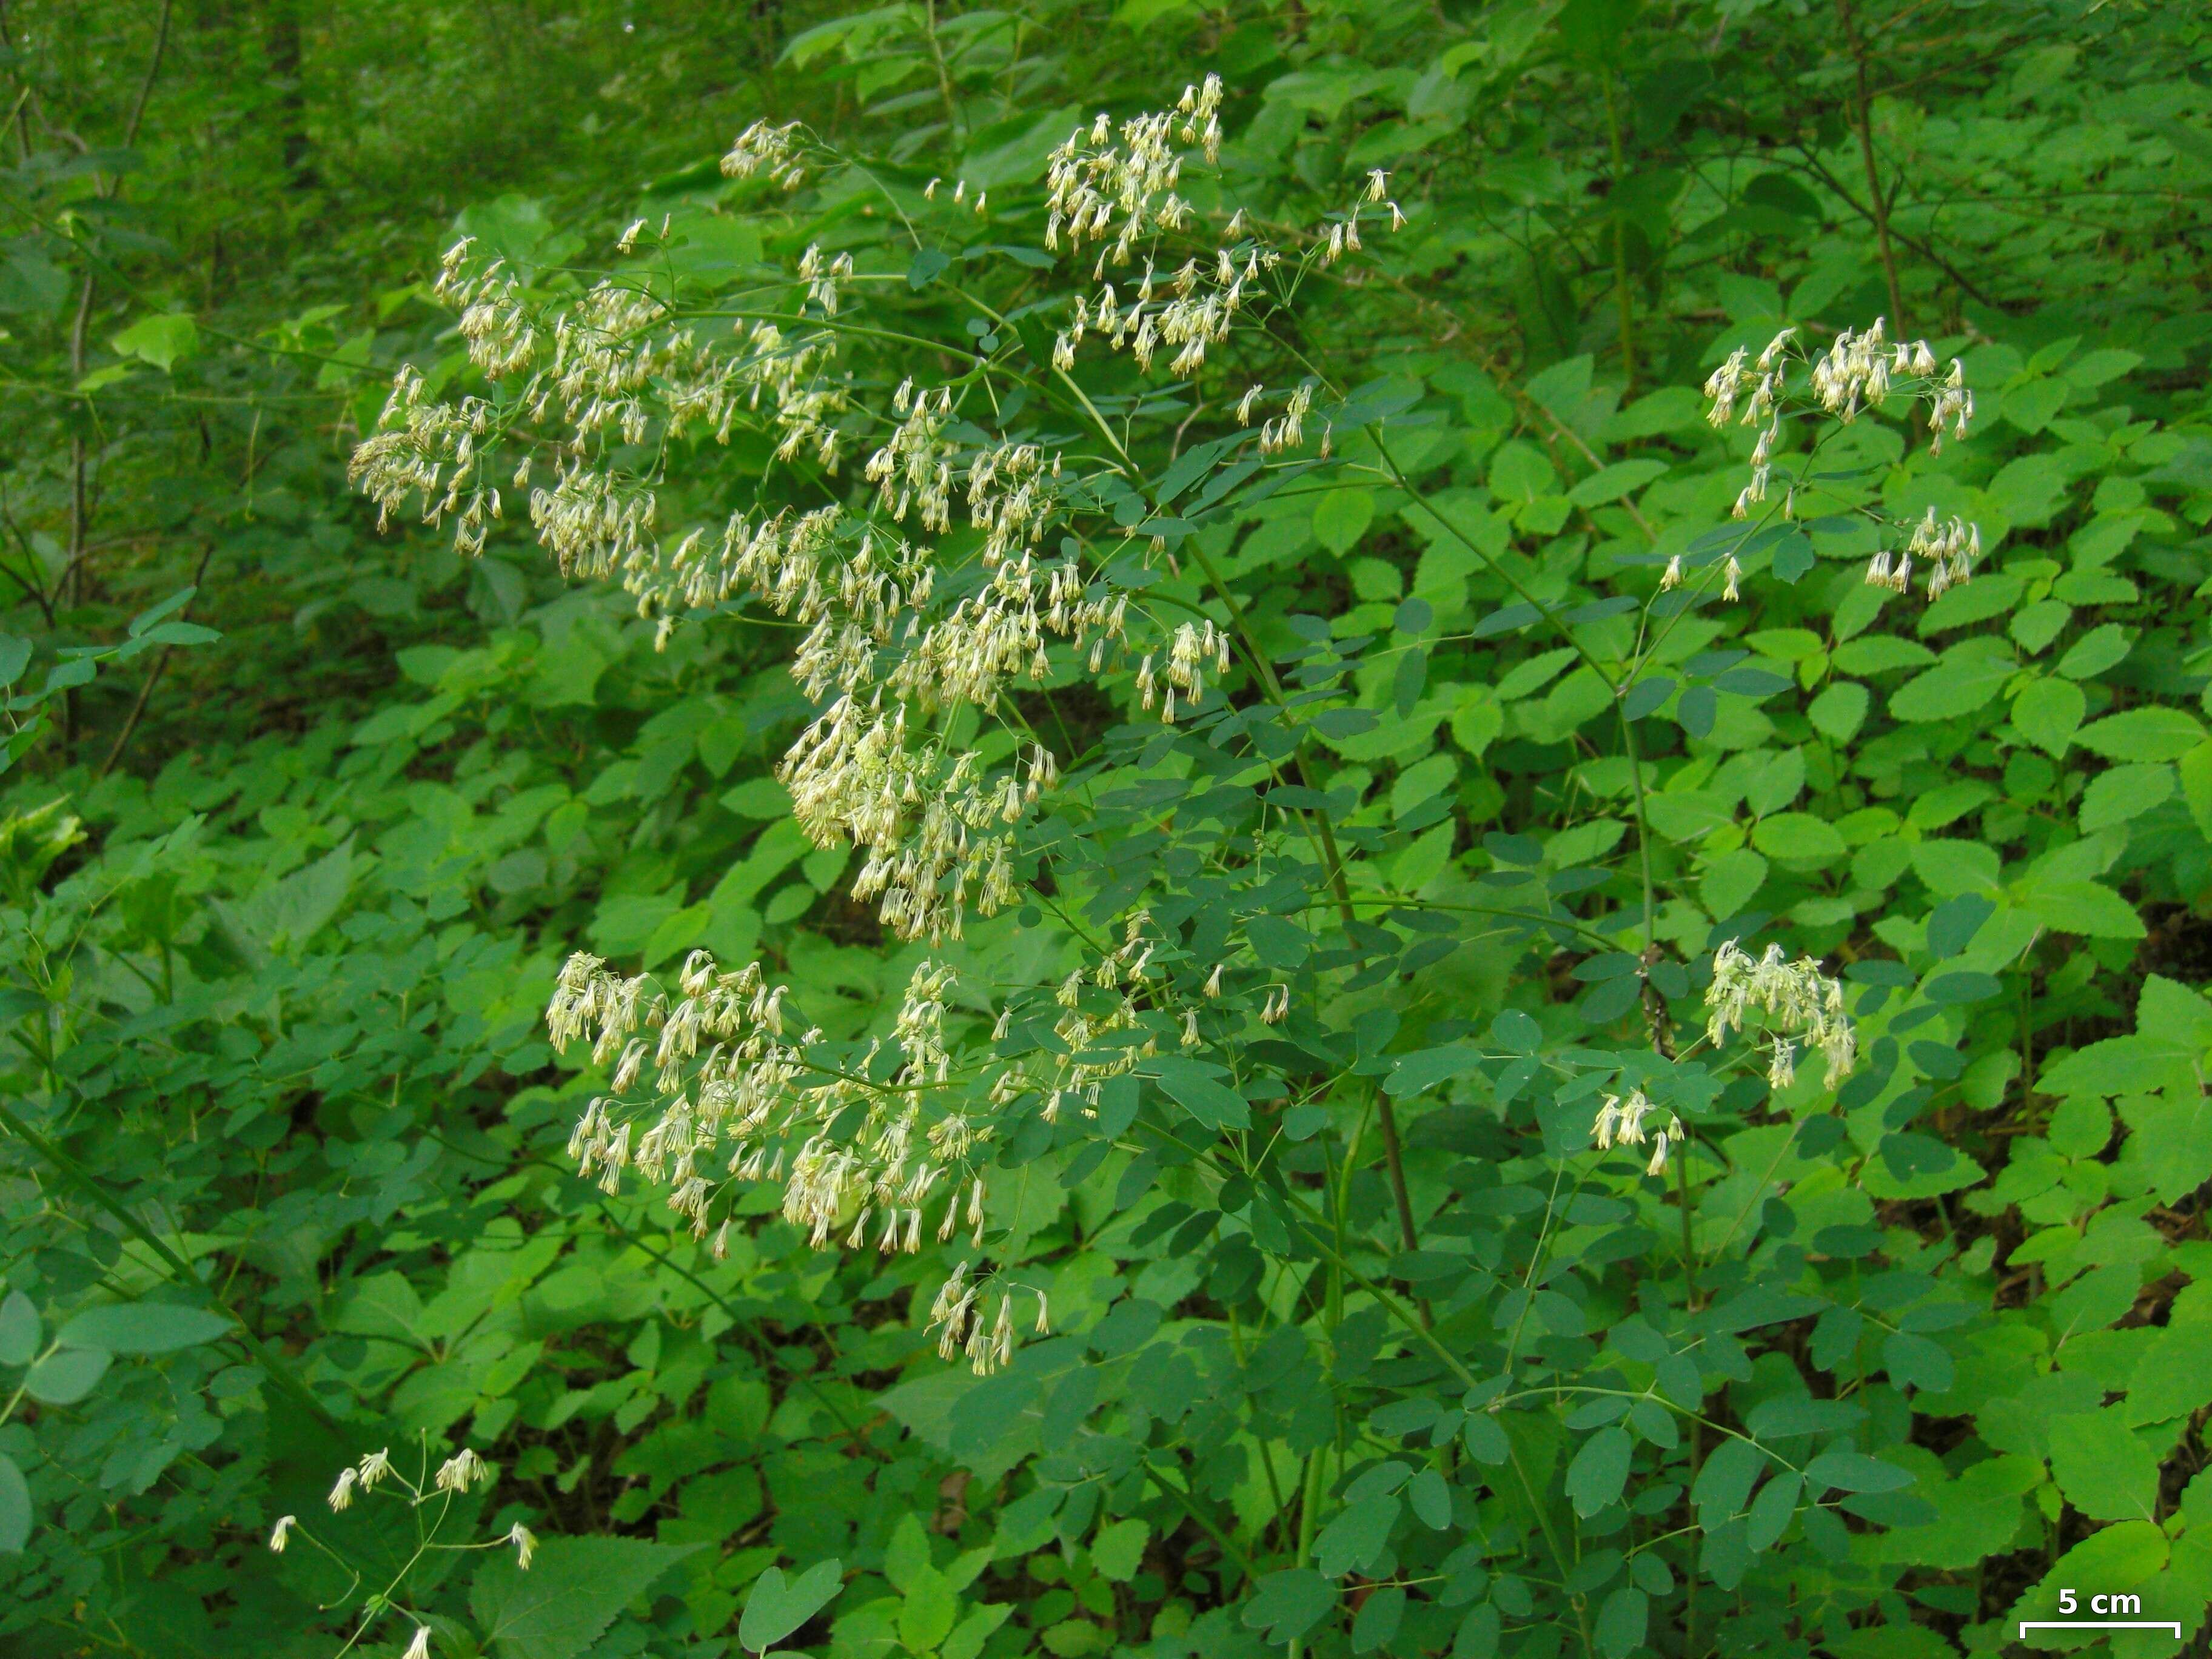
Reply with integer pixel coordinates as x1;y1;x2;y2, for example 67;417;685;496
1135;618;1230;722
1320;169;1401;264
1704;327;1797;523
1592;1089;1683;1178
357;81;1416;954
1045;76;1222;269
1056;245;1278;380
928;1260;1049;1376
966;441;1062;567
867;380;958;532
347;368;503;555
452;255;540;378
270;1446;534;1659
1039;81;1398;392
780;704;1043;941
1808;318;1965;435
546;951;997;1261
1868;505;1982;598
1659;547;1743;602
1700;320;1985;603
528;463;660;589
722;118;809;190
353;236;852;575
1250;383;1317;455
752;421;1130;940
1705;939;1858;1090
893;557;1119;711
721;313;852;464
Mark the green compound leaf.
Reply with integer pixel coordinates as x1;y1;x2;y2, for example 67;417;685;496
1566;1426;1633;1517
1745;1473;1801;1553
1313;487;1375;555
1594;1586;1648;1659
2011;675;2085;756
2075;705;2207;762
24;1347;109;1406
0;1290;39;1367
56;1302;230;1355
1409;1467;1453;1529
1241;1569;1336;1644
1141;1054;1251;1131
2048;1409;2159;1521
1807;679;1868;743
1090;1518;1148;1581
1803;1452;1914;1495
1314;1493;1399;1579
1890;651;2015;722
737;1558;845;1656
474;1537;705;1659
897;1563;957;1653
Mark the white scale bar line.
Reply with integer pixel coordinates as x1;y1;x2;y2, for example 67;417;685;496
2017;1623;2184;1636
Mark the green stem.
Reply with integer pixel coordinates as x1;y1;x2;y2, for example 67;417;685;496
1145;1458;1259;1583
1677;1141;1704;1659
0;1099;343;1433
1369;440;1619;692
1600;68;1637;394
1835;0;1908;335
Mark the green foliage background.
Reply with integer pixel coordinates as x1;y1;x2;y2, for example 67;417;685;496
2;2;2211;1658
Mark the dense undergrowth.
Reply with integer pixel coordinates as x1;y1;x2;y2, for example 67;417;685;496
2;4;2211;1658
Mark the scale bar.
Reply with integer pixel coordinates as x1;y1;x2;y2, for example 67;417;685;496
2018;1624;2183;1637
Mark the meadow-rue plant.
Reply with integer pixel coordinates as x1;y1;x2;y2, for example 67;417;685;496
8;6;2205;1658
349;72;2017;1643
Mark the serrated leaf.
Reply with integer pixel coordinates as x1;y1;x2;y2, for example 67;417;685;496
884;1515;930;1593
1751;812;1844;863
2015;878;2143;940
1891;652;2016;722
897;1563;957;1652
2075;706;2207;762
2010;676;2084;756
2056;622;2130;680
1808;680;1868;743
1568;459;1666;507
474;1537;706;1659
1313;488;1375;555
1090;1518;1148;1581
2049;1409;2157;1521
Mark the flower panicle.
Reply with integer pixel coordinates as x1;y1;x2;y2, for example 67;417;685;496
1704;939;1857;1090
1701;321;1983;605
